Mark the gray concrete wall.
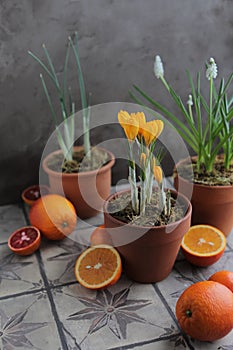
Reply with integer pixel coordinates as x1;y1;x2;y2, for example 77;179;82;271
0;0;232;204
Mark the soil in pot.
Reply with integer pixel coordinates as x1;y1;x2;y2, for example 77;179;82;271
176;155;233;186
107;189;186;227
47;147;110;174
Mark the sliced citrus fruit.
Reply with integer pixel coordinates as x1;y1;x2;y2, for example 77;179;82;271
181;225;226;266
208;270;233;292
90;225;113;246
21;184;50;206
8;226;41;256
75;244;122;289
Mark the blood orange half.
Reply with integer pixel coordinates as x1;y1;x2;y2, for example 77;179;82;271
8;226;41;256
21;184;50;206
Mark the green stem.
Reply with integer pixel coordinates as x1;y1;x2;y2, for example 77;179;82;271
140;180;146;216
208;77;213;156
129;142;139;214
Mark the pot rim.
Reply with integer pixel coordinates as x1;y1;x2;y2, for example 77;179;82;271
42;146;115;178
174;157;233;190
103;188;192;231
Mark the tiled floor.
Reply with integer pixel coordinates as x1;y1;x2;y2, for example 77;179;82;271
0;184;233;350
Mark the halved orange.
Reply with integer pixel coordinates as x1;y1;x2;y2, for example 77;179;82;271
181;225;226;267
75;244;122;289
21;184;50;206
90;225;113;246
8;226;41;256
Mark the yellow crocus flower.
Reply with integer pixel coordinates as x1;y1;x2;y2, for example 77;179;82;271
156;120;164;138
140;120;164;145
140;120;158;145
131;112;146;139
153;165;163;184
118;110;139;141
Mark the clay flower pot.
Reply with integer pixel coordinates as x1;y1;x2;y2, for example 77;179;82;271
42;147;115;219
174;158;233;236
103;189;192;283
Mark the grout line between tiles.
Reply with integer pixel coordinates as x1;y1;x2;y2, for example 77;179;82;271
0;241;8;246
49;280;78;290
0;287;45;301
107;333;186;350
152;283;195;350
36;250;69;350
22;202;69;350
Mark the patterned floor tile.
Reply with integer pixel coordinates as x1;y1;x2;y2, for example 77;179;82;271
52;276;181;350
188;332;233;350
0;244;43;298
0;204;26;243
0;292;62;350
39;236;86;286
157;250;233;314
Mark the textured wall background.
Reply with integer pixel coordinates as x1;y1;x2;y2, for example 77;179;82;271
0;0;232;204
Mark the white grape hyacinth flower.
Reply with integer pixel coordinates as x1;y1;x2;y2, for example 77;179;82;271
154;55;164;79
206;57;218;80
187;94;193;106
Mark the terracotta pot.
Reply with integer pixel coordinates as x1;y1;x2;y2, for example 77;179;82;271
103;189;192;283
174;158;233;237
42;147;115;219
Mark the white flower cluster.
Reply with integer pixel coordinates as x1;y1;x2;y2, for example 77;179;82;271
206;57;218;80
154;55;164;79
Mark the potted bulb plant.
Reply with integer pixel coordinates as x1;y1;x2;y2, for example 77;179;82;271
103;110;192;283
130;56;233;236
29;33;115;218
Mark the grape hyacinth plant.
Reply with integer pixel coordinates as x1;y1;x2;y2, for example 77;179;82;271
28;32;90;162
118;110;170;216
131;56;233;175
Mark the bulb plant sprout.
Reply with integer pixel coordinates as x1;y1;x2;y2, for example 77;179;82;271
28;32;91;163
118;110;171;218
131;56;233;182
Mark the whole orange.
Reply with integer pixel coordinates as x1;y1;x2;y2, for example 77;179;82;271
176;281;233;341
208;270;233;293
30;194;77;240
90;225;113;246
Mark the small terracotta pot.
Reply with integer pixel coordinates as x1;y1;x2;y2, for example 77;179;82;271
103;189;192;283
174;158;233;236
42;147;115;219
